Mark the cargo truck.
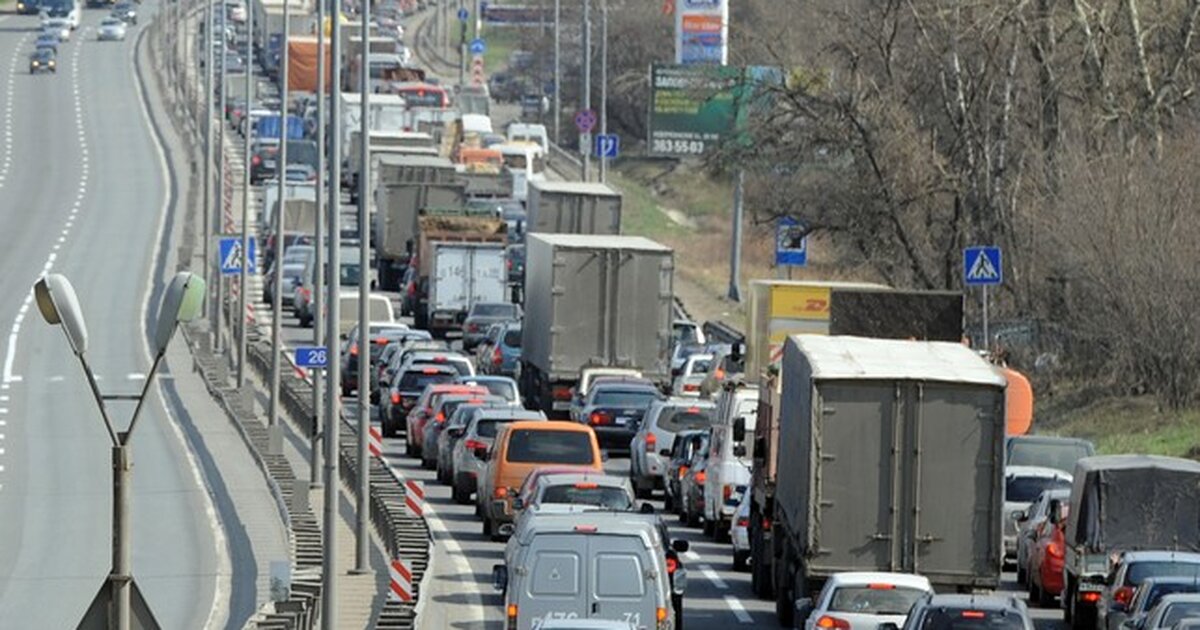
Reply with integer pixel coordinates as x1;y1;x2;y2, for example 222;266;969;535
525;181;621;234
345;129;436;198
745;286;967;601
371;155;462;290
770;336;1007;627
519;234;674;416
411;211;507;335
1062;455;1200;630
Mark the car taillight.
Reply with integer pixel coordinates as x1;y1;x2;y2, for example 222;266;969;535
695;471;707;484
1115;586;1135;605
589;411;610;426
666;556;678;574
723;485;733;502
678;465;689;480
506;604;518;630
1047;542;1063;558
494;486;508;498
492;347;502;366
252;155;261;166
349;343;358;356
1079;591;1101;603
552;386;572;401
816;616;850;630
464;439;487;452
656;607;668;624
391;392;400;404
736;516;749;528
867;583;896;590
683;383;698;391
762;516;772;531
406;283;416;297
435;412;445;423
645;433;657;452
961;612;986;619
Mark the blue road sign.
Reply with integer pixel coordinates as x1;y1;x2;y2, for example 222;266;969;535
963;246;1002;286
574;109;597;133
294;346;329;369
457;7;469;21
775;216;808;267
218;236;257;275
595;134;619;159
470;38;486;55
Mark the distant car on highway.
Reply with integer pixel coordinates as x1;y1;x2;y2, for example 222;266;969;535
34;34;60;54
885;593;1035;630
29;48;56;74
630;399;718;498
380;366;459;438
1098;551;1200;630
730;490;751;571
671;352;713;397
16;0;41;15
574;379;661;453
1003;465;1072;566
1015;487;1071;586
421;394;506;470
97;17;127;41
795;572;934;630
461;301;521;351
450;407;546;504
1132;594;1200;630
1121;578;1200;630
43;18;71;41
111;1;137;24
1005;434;1095;474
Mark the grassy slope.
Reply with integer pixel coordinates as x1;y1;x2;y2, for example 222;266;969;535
1044;396;1200;458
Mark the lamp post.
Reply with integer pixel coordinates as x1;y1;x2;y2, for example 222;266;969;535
39;272;206;630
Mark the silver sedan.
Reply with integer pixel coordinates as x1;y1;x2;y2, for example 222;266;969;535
97;17;127;41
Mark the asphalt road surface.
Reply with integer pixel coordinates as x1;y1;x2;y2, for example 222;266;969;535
0;5;222;627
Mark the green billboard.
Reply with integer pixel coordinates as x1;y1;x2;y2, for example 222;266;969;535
647;63;782;158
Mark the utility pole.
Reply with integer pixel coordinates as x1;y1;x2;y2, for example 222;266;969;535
237;0;255;388
311;0;326;489
354;0;371;575
458;8;467;85
203;0;214;320
323;0;343;620
269;0;292;438
599;0;607;183
553;0;560;145
215;12;227;355
581;0;591;182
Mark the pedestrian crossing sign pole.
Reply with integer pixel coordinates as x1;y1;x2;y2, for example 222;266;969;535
963;246;1002;351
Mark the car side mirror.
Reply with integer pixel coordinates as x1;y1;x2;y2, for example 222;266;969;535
1048;499;1062;524
1013;509;1028;522
733;444;747;458
732;416;746;443
640;502;655;514
511;497;524;511
491;564;508;592
794;597;815;624
659;448;672;457
671;539;689;553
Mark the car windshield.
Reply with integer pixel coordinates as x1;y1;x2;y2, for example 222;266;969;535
1005;476;1072;503
341;263;361;286
592;389;658;408
398;371;455;391
1007;440;1092;473
828;585;929;615
472;303;517;318
919;609;1026;630
658;406;716;433
506;430;594;465
1128;562;1200;586
540;485;632;510
1161;602;1200;627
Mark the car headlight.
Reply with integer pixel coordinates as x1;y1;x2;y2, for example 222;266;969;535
48;60;55;66
31;61;39;67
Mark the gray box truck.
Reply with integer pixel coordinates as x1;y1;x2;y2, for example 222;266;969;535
371;155;465;291
519;234;674;416
1062;455;1200;630
772;335;1006;626
525;181;622;235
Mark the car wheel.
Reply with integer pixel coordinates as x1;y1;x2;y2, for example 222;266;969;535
452;479;471;504
482;516;492;537
702;519;715;537
1037;579;1055;608
686;506;701;528
404;436;417;457
714;523;730;544
733;550;749;572
1016;563;1027;587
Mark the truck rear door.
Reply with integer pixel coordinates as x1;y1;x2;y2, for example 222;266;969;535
813;382;898;573
906;383;1003;581
432;246;469;312
466;246;507;307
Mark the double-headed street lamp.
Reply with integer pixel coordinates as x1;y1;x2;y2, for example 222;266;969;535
36;272;206;630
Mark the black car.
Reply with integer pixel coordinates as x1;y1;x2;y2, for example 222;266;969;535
16;0;41;15
577;381;663;452
112;2;137;24
29;48;56;74
382;364;459;437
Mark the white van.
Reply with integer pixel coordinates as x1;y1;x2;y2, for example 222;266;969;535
337;291;395;338
702;383;759;539
496;142;546;202
495;512;678;630
507;122;549;154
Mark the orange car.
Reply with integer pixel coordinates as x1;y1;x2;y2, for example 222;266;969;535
476;421;603;540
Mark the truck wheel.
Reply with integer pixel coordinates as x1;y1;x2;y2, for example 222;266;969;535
1064;579;1074;623
775;558;795;627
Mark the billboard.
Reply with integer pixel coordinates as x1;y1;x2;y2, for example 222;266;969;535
647;64;781;157
675;0;727;65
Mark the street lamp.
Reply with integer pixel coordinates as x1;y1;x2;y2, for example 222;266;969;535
37;272;205;630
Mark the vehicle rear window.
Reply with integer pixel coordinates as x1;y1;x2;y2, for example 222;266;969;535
398;371;455;391
506;430;595;465
688;358;713;374
1144;585;1200;611
658;407;716;433
540;486;632;510
1007;441;1092;473
503;329;522;347
475;381;516;401
1163;602;1200;626
445;359;473;377
919;609;1026;630
473;303;517;318
475;419;514;439
1126;562;1200;585
592;389;659;408
1005;476;1072;503
829;586;928;615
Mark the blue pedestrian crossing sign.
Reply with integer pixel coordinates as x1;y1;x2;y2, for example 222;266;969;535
470;38;486;55
219;236;257;275
294;346;329;368
457;7;468;21
775;216;808;267
594;134;619;159
963;246;1002;286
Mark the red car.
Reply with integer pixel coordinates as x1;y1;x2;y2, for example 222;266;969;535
1028;501;1070;607
405;384;487;457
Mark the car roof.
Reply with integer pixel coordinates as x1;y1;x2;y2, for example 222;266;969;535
920;593;1025;611
456;375;516;385
536;472;631;490
590;381;659;393
514;511;661;544
1006;465;1073;479
1140;577;1200;587
472;408;544;421
400;364;458;375
506;420;593;433
1154;593;1200;606
1120;551;1200;563
825;572;934;590
655;397;717;409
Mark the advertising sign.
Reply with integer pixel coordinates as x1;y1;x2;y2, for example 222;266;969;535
675;0;727;65
647;63;739;157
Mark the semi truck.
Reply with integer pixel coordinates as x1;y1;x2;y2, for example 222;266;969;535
745;285;968;600
525;180;621;234
1062;455;1200;630
371;155;464;291
769;336;1007;626
411;211;507;335
519;234;674;416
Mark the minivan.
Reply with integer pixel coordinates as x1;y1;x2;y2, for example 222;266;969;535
477;421;604;539
702;383;759;539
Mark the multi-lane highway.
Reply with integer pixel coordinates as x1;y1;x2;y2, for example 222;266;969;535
0;5;228;627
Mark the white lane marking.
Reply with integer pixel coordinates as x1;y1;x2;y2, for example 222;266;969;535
725;595;754;623
0;395;8;402
683;550;700;562
48;376;64;383
699;564;729;590
0;409;7;414
126;373;145;381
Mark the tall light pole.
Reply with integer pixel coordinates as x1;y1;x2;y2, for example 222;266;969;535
599;0;607;183
323;0;344;622
581;0;591;182
41;273;206;630
215;16;228;355
203;0;214;317
269;0;292;436
238;0;256;388
553;0;560;145
310;0;327;489
354;0;371;575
